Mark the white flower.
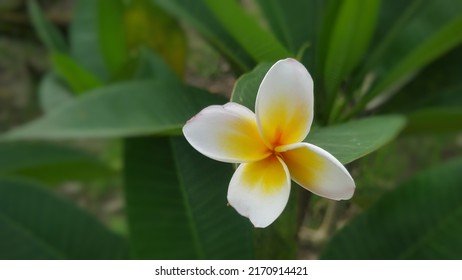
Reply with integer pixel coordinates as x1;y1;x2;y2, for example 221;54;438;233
183;58;355;228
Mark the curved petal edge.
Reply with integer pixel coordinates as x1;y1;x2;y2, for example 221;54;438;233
256;58;314;148
280;143;355;200
183;102;270;163
227;156;291;228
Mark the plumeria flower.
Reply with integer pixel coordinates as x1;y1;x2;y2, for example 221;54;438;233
183;58;355;228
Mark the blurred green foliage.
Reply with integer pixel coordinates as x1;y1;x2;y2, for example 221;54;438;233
0;0;460;260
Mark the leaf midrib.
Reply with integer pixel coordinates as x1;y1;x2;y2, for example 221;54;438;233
170;138;205;259
399;204;462;259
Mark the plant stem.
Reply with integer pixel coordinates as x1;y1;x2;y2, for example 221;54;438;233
318;200;340;235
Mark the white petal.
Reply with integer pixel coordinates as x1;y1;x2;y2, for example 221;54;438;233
183;103;270;163
256;58;314;148
227;155;291;228
279;143;355;200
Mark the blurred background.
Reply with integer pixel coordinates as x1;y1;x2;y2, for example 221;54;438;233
0;0;232;236
0;0;461;260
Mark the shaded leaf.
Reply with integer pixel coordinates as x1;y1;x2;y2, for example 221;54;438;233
360;1;462;108
231;62;272;110
369;18;462;102
204;0;291;62
0;178;128;259
323;0;380;100
70;0;109;81
0;142;113;185
402;107;462;135
38;73;74;113
27;0;67;52
321;157;462;259
155;0;254;72
124;136;254;259
381;45;462;112
315;0;341;77
51;53;103;94
98;0;127;75
2;80;226;140
134;49;177;81
256;0;324;70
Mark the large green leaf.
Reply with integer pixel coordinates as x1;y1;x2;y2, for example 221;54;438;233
255;0;324;70
307;115;406;164
323;0;380;100
321;157;462;259
27;0;67;53
70;0;109;81
2;80;226;140
0;178;128;259
51;53;103;94
124;136;253;259
0;142;113;185
204;0;291;62
155;0;254;72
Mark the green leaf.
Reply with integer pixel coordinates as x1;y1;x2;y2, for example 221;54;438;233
323;0;380;100
371;0;413;45
204;0;291;62
360;1;462;108
51;52;103;94
134;49;177;81
38;73;74;113
403;107;462;135
255;0;324;70
0;178;128;259
368;18;462;101
70;0;109;81
155;0;254;72
2;80;226;140
124;136;254;259
307;115;407;164
231;62;272;110
381;46;462;112
315;0;341;76
27;0;67;52
0;142;113;185
97;0;127;75
321;157;462;259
